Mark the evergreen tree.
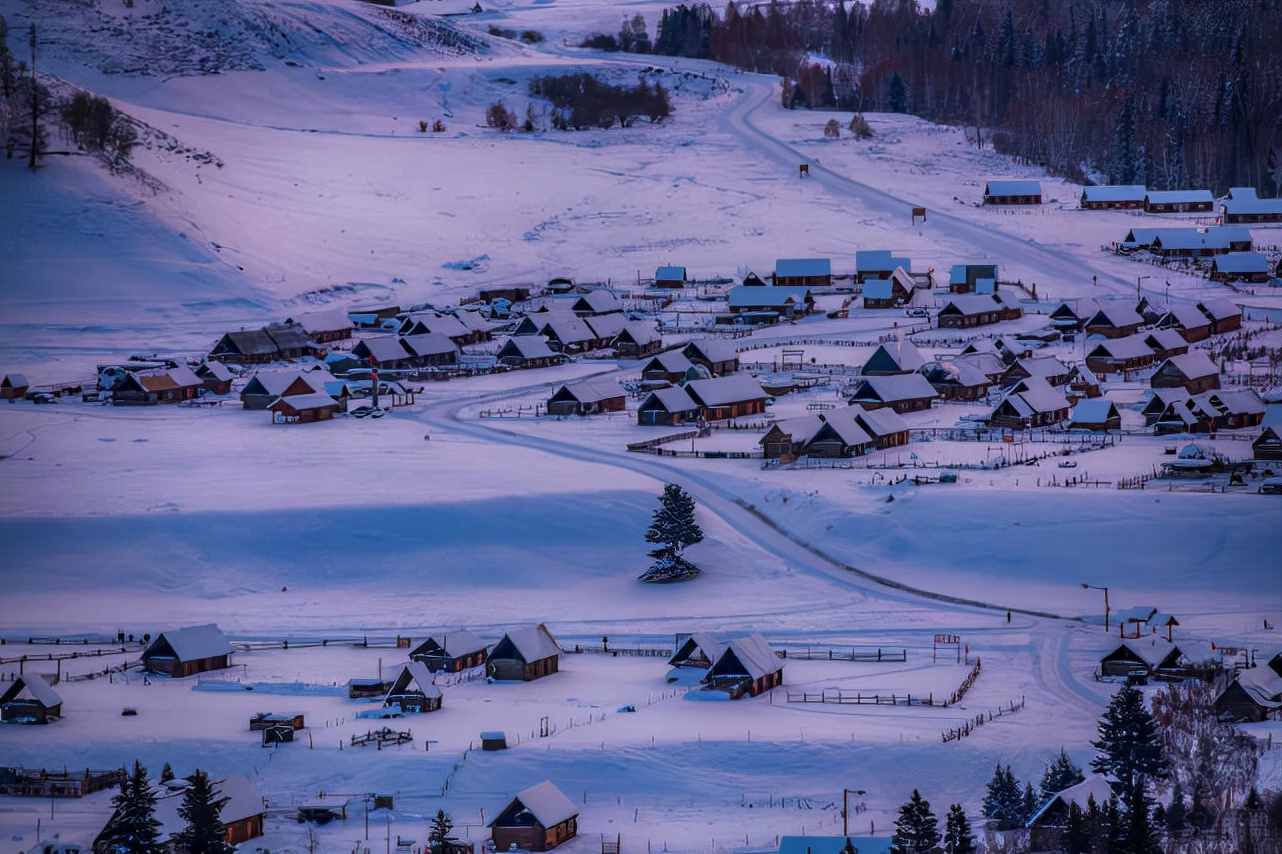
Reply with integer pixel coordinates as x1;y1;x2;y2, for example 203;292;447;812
1120;781;1161;854
1187;773;1214;831
1041;749;1086;800
942;804;975;854
1164;779;1186;836
982;764;1024;830
1063;800;1091;854
640;482;703;581
1107;95;1138;184
428;810;454;853
1021;783;1039;823
173;771;232;854
886;71;908;113
160;764;175;784
100;761;165;854
889;789;941;854
1091;685;1168;797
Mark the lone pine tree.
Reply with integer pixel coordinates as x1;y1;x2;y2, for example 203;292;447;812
639;482;704;582
100;761;166;854
173;770;232;854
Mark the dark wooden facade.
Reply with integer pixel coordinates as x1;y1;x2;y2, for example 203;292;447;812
410;634;488;672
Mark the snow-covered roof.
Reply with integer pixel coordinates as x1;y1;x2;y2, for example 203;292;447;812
402;313;469;338
851;404;908;438
499;336;558;359
146;624;231;663
584;313;626;340
539;315;596;345
1213;252;1270;274
1069;399;1119;424
555;377;625;404
356;336;411;363
198;361;234;382
289;308;352;335
1196;299;1242;322
400;332;457;358
647;350;694;373
1158;352;1219;381
492;780;578;828
3;673;62;708
668;633;728;668
1081;185;1146;203
849;373;938;404
1221;197;1282;216
719;633;781;680
728;285;809;309
270;392;341;412
618;321;660;346
496;625;561;663
774;258;830;278
655;265;686;281
813;409;874;448
1085;304;1145;329
1143;328;1188;351
865;339;926;372
1193;388;1265;418
1028;776;1115;827
572;290;622;314
986;179;1042;197
1;373;29;387
642;385;699;413
1145;190;1214;205
387;661;442;700
940;294;1006;317
683;339;739;364
1235;665;1282;707
685;374;767;407
1160;305;1211;330
154;775;262;836
1011;355;1071;380
427;629;486;658
1087;336;1153;360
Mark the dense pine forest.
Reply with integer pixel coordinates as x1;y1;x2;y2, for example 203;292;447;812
616;0;1282;195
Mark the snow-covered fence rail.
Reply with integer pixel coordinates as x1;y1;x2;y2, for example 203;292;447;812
627;431;698;452
946;657;982;706
941;696;1027;743
0;645;134;666
563;644;673;657
786;689;935;706
779;647;906;663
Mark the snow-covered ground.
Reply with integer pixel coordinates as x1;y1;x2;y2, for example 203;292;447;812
1;1;1281;852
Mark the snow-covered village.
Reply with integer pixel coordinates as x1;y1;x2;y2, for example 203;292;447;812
1;1;1280;853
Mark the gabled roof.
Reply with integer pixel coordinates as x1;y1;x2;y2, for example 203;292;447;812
617;321;660;347
553;377;625;404
1081;184;1147;202
154;776;262;836
685;374;767;407
1192;387;1265;418
667;633;728;668
940;294;1007;317
1221;196;1282;216
270;392;341;412
264;324;314;351
1087;336;1153;360
855;250;911;274
645;351;694;373
1143;328;1189;351
719;633;781;680
135;366;204;393
1234;664;1282;707
539;315;597;345
498;336;558;360
864;339;926;373
0;673;62;708
1069;399;1120;424
584;313;626;339
1145;189;1213;205
491;781;578;829
760;415;824;447
1212;252;1270;274
1050;301;1098;321
728;286;809;309
402;313;470;339
849;373;938;404
994;377;1069;418
1157;352;1219;381
683;339;739;365
400;332;457;358
417;629;487;658
495;624;561;663
1085;304;1145;329
851;404;908;437
572;290;622;314
386;661;443;701
774;258;830;278
2;373;30;388
243;371;328;397
986;179;1042;196
921;360;992;389
813;409;873;448
641;385;699;413
1159;305;1212;330
1010;355;1072;380
287;308;353;335
146;624;231;663
355;336;412;364
655;265;686;281
216;329;278;357
1027;776;1115;827
1196;299;1242;322
197;361;235;382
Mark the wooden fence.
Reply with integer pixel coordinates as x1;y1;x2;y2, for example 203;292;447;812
941;696;1026;743
779;647;906;663
786;689;936;706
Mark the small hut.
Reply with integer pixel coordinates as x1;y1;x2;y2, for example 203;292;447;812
0;674;63;724
489;781;579;852
488;624;561;681
383;661;443;714
142;624;232;678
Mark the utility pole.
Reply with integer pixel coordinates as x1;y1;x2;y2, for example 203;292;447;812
28;23;37;171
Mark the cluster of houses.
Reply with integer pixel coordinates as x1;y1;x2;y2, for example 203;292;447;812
1113;224;1278;283
979;179;1282;225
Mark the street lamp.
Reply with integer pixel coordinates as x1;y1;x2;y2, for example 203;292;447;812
842;788;867;835
1082;583;1110;632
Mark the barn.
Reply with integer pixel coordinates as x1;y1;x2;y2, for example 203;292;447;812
410;630;488;672
489;780;579;852
1;373;31;400
142;624;232;678
0;674;63;724
488;624;561;682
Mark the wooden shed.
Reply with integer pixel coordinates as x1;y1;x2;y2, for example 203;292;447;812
488;624;561;682
410;630;488;672
195;362;235;395
0;674;63;724
489;780;579;852
269;392;340;424
1;373;31;400
702;633;783;698
142;624;232;678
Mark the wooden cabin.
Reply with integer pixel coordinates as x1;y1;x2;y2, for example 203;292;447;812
347;678;393;699
612;322;662;358
142;624;232;678
0;675;63;724
497;336;567;369
1149;354;1221;395
1254;426;1282;461
1067;399;1121;431
1214;654;1282;722
410;630;488;672
488;624;561;682
1027;777;1116;852
772;258;830;287
1099;641;1185;678
1;373;31;400
684;374;768;421
984;180;1042;205
546;378;627;416
153;776;264;847
489;781;579;852
989;378;1070;429
1142;190;1213;213
702;634;783;698
269;392;340;424
383;662;443;713
860;267;915;309
1083;305;1145;339
195;362;235;395
846;374;938;414
636;386;700;426
654;265;687;288
682;340;739;376
1079;185;1146;210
